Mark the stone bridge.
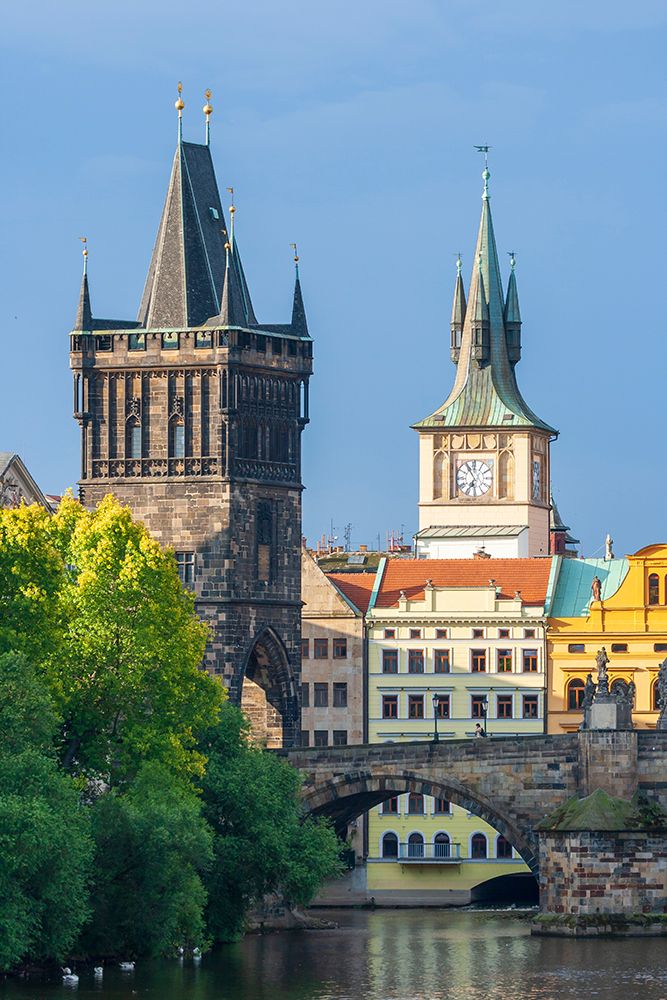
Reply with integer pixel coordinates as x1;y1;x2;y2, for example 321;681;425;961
286;731;667;876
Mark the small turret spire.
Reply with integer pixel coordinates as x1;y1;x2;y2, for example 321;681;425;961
175;82;185;143
290;244;309;336
504;251;522;365
203;89;213;146
74;237;93;331
450;253;467;363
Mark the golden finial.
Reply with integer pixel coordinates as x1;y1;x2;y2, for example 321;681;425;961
79;236;88;275
203;89;213;145
175;81;185;113
290;242;299;263
227;186;235;214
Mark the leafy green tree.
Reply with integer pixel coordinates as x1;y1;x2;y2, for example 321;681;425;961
0;505;65;664
201;704;342;941
0;495;223;785
82;762;213;958
0;653;93;970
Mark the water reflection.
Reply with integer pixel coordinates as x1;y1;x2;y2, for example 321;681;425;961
2;910;667;1000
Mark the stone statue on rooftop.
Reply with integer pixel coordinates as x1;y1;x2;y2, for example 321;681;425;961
605;534;614;560
591;575;602;602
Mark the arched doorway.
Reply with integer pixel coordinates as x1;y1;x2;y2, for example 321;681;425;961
240;627;299;748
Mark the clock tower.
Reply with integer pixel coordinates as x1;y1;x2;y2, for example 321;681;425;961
413;165;557;559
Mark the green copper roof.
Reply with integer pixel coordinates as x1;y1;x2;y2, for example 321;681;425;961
548;557;629;618
413;173;557;435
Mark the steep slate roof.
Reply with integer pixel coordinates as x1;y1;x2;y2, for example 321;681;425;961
327;572;377;614
374;558;553;609
138;140;256;329
413;172;556;434
548;557;629;618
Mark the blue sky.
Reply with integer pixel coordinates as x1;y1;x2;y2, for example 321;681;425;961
1;1;665;555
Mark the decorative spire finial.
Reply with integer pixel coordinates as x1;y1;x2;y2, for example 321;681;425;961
474;144;491;200
290;242;299;277
508;251;516;272
175;82;185;141
79;236;88;276
227;187;235;248
203;88;213;146
456;252;463;278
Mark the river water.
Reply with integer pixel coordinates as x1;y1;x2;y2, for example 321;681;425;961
3;909;666;1000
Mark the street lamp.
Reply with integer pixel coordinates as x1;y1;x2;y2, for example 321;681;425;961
432;693;441;743
481;695;489;736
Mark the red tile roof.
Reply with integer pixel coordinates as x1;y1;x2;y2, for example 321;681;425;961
328;572;376;614
374;558;552;609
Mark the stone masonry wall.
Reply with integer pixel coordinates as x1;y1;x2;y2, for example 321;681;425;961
539;830;667;915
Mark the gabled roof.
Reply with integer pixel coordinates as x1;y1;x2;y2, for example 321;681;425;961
137;140;256;330
327;572;376;614
373;557;553;609
413;171;556;435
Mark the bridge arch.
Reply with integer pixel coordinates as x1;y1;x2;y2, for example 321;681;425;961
301;769;538;873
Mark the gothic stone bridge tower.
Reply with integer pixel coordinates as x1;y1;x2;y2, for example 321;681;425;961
69;98;311;747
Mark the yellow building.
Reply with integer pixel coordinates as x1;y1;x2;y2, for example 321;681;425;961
547;547;665;733
364;556;553;903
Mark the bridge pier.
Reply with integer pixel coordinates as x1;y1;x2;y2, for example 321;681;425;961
533;731;667;936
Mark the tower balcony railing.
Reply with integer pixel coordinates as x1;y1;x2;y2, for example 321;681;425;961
398;842;461;863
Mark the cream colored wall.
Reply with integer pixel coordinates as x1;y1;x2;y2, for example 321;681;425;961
366;588;544;892
301;550;365;746
416;428;551;556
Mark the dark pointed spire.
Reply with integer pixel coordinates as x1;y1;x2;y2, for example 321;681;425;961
469;253;490;363
73;239;93;331
290;245;309;336
137;99;256;330
450;254;466;363
504;252;522;365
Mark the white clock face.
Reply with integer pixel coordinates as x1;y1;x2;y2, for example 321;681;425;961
457;460;493;497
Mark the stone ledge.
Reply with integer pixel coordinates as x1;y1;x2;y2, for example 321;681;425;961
531;913;667;938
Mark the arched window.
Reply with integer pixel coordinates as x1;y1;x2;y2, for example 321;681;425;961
648;573;660;605
382;832;398;858
434;832;450;858
407;832;424;858
496;835;513;859
567;678;585;710
407;793;424;815
126;419;141;459
471;833;487;859
169;420;185;459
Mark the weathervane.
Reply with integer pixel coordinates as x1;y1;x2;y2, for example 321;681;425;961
474;144;492;199
290;243;299;275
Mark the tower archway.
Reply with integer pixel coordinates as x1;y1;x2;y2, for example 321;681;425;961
239;627;299;749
